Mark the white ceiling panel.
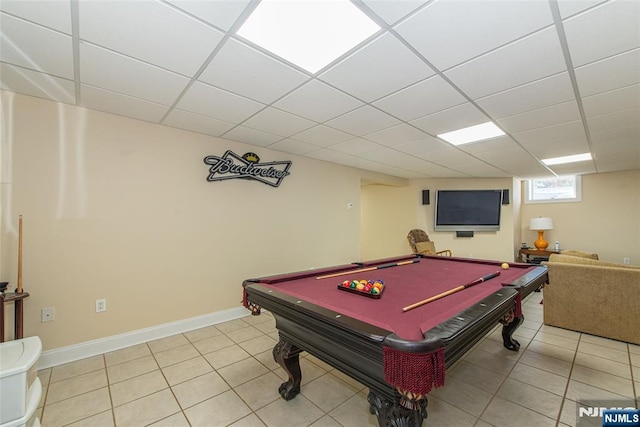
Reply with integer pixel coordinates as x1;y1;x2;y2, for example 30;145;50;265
575;49;640;97
2;0;637;180
79;0;224;76
0;63;75;104
163;109;235;137
177;81;264;123
563;0;640;67
325;106;400;136
498;101;581;134
242;107;316;138
199;38;309;105
546;162;597;176
274;80;363;123
166;0;251;31
363;123;429;147
0;13;73;78
0;0;72;34
80;42;190;106
395;0;553;70
290;125;353;147
476;72;576;119
444;27;566;100
80;84;169;123
410;103;490;135
319;33;434;102
373;75;466;121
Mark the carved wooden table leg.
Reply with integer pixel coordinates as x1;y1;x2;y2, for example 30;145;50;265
367;388;428;427
273;339;303;400
500;307;524;351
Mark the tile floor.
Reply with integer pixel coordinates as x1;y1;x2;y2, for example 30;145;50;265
36;293;640;426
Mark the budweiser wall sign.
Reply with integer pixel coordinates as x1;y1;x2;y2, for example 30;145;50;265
203;151;292;188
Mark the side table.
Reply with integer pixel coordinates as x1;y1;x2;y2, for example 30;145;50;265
0;291;30;342
518;248;559;264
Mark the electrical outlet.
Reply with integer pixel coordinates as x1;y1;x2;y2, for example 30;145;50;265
41;307;55;322
96;299;107;313
623;257;631;265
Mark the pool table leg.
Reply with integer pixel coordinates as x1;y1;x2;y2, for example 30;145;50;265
273;339;303;400
500;310;524;351
367;389;427;427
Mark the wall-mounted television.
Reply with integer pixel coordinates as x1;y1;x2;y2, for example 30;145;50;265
434;190;503;231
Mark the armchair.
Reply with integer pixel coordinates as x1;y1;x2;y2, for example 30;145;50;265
407;229;452;257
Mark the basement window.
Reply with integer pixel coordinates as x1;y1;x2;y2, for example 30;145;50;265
525;175;582;203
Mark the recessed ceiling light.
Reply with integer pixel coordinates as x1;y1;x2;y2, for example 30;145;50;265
437;122;505;145
237;0;380;74
542;153;592;165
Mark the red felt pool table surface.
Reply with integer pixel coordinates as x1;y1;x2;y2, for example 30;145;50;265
254;255;538;341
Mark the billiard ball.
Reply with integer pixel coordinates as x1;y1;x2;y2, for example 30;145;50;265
501;263;510;270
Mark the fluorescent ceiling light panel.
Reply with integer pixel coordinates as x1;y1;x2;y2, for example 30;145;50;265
542;152;592;165
437;122;505;145
237;0;380;73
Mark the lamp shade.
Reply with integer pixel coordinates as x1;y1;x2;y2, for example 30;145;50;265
530;217;554;231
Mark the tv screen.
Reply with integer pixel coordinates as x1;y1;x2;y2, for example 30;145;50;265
434;190;503;231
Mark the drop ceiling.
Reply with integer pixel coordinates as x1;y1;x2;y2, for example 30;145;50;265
1;0;638;179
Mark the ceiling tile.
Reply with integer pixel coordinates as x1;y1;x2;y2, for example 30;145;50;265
319;33;434;102
0;13;73;78
563;0;640;67
582;84;640;118
522;139;589;160
395;0;553;70
305;149;371;169
373;75;466;121
591;124;639;144
586;107;640;134
80;42;190;106
497;101;581;134
546;162;597;176
325;105;400;136
0;63;75;104
274;80;363;123
223;125;282;147
457;135;518;154
449;162;510;178
289;125;353;147
79;0;224;76
575;48;640;97
476;72;575;119
163;109;236;137
328;138;382;155
0;0;72;34
80;84;169;123
394;136;450;155
199;38;309;104
268;138;319;155
177;81;265;123
165;0;251;31
444;27;566;99
363;123;428;147
556;0;608;19
360;0;426;25
410;103;489;135
513;120;587;146
592;138;640;172
415;148;477;167
242;107;316;138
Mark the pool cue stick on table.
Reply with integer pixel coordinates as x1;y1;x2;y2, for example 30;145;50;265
402;271;501;312
316;259;420;280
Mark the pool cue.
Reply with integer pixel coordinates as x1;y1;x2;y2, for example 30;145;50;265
17;215;23;293
316;259;420;280
402;271;501;312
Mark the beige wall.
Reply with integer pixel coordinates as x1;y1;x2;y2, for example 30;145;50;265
361;178;517;262
1;92;366;350
520;170;640;264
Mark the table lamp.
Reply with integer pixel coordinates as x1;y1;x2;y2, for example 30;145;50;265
529;217;554;250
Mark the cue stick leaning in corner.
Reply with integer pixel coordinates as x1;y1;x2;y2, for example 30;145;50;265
316;259;420;280
402;271;501;312
17;215;23;293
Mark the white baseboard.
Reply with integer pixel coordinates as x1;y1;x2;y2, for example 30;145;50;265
38;306;249;369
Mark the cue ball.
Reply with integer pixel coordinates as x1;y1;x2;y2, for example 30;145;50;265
501;263;510;269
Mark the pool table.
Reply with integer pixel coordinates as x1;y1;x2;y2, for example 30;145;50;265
242;254;548;427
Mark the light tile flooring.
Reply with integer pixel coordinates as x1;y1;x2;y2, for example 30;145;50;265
37;293;640;426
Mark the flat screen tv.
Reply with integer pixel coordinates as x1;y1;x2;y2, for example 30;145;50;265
434;189;503;231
